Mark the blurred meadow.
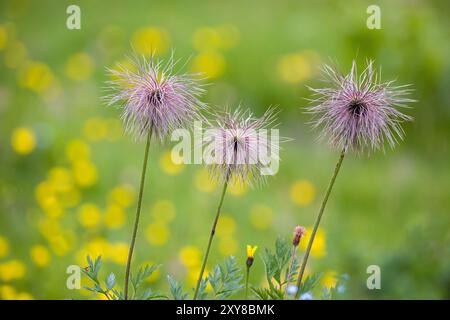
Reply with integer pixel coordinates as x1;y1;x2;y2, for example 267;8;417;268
1;0;450;299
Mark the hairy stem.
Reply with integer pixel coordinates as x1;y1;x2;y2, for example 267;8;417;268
193;176;229;300
294;150;345;299
124;128;153;300
245;266;250;300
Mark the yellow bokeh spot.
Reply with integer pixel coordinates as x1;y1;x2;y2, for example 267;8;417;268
131;27;170;55
66;139;90;162
227;179;248;197
194;168;217;193
104;204;126;229
215;214;236;237
192;27;222;51
145;222;170;246
83;117;109;141
15;292;34;300
48;167;73;193
215;25;240;50
151;200;176;223
191;51;225;79
11;127;36;155
48;234;72;256
65;52;94;81
249;204;273;230
109;242;128;265
300;227;326;258
108;184;135;208
78;204;102;229
290;180;316;206
0;236;9;258
4;41;27;69
277;51;319;84
0;260;26;281
0;285;17;300
30;245;51;267
218;236;238;256
0;25;7;50
72;159;98;187
59;186;81;208
159;151;184;175
321;270;338;288
179;246;201;268
18;61;55;93
38;218;62;240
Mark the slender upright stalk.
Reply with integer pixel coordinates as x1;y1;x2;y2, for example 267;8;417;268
286;246;298;282
193;176;230;300
124;128;153;300
294;149;345;299
245;266;250;299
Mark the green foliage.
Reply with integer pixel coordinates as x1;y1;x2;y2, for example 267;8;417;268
207;256;244;299
82;256;161;300
167;275;189;300
82;255;117;300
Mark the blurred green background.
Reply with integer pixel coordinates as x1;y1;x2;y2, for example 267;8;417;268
1;0;449;300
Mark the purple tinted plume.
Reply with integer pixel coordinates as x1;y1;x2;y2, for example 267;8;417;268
105;53;206;141
307;60;414;153
203;107;280;187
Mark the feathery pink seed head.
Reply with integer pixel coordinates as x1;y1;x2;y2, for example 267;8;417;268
307;60;414;154
203;107;280;188
105;53;206;142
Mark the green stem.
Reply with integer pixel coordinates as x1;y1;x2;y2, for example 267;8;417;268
294;149;345;299
245;266;250;300
124;128;153;300
193;176;229;300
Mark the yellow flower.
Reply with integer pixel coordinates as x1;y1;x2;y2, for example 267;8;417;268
145;222;170;246
66;139;90;162
159;151;184;175
249;204;273;230
290;180;316;206
179;246;201;268
30;245;51;267
72;159;98;187
151;200;176;224
300;227;326;258
321;270;338;288
190;51;225;79
0;260;26;281
194;168;217;193
215;214;236;237
65;52;94;81
78;204;101;229
131;27;170;55
0;235;9;258
246;245;257;258
103;204;126;229
11;127;36;155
